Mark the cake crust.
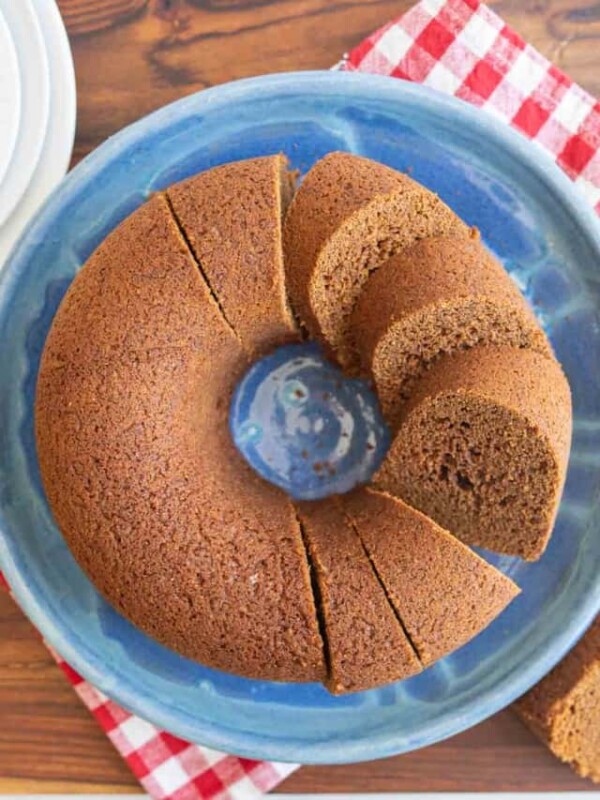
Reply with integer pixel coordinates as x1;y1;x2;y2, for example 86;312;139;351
167;154;299;355
36;194;325;682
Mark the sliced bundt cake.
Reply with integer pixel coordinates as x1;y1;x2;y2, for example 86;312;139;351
36;151;572;693
341;488;520;665
167;154;298;355
374;347;572;561
296;498;421;694
351;236;553;427
283;152;471;367
36;194;325;682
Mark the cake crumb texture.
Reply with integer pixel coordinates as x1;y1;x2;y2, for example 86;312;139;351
283;152;471;367
296;497;421;694
351;236;553;427
515;616;600;784
374;346;572;561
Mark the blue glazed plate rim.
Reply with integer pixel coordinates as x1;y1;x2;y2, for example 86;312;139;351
1;70;600;764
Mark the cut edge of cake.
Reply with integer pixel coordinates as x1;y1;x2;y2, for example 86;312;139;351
295;498;422;694
514;616;600;784
340;487;520;666
283;151;474;368
166;154;300;357
350;236;553;427
374;346;572;561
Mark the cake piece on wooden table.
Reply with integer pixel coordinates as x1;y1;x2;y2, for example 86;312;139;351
283;151;471;367
351;236;552;427
515;616;600;784
167;154;298;356
341;488;520;666
374;346;572;561
36;194;325;683
296;498;422;694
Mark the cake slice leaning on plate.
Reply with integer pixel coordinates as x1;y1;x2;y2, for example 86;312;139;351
351;236;553;429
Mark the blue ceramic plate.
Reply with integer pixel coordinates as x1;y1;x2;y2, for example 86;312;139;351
1;71;600;764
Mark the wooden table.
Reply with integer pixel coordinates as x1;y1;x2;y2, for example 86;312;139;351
1;0;599;793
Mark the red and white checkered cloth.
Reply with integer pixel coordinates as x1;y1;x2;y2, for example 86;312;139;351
4;1;600;799
0;572;297;799
56;655;297;799
342;0;600;213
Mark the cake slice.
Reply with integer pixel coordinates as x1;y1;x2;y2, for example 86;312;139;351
514;616;600;784
283;152;471;367
374;346;572;561
296;498;422;694
351;236;552;427
36;194;326;683
341;488;520;665
166;154;298;355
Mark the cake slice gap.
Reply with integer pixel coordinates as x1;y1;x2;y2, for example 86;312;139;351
296;498;422;694
163;191;242;348
340;488;520;666
166;154;300;356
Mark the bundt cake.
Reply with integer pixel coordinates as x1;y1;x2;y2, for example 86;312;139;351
374;347;572;561
351;236;553;427
35;151;572;694
167;155;298;355
341;488;519;665
514;616;600;784
283;152;472;367
296;498;421;693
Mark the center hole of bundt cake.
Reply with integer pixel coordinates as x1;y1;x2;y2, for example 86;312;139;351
230;343;390;500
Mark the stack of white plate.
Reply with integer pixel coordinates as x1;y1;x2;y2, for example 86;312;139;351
0;0;75;266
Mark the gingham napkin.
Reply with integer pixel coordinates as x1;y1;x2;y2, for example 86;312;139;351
3;1;600;798
342;0;600;213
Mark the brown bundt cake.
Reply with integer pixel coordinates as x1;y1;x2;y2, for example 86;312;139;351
36;152;572;694
167;154;298;355
351;236;553;427
341;488;520;665
36;194;325;682
283;152;472;367
374;347;572;561
296;499;422;694
514;616;600;784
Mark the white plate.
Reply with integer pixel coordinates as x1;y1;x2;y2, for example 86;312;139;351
0;0;75;266
0;7;21;188
0;0;50;227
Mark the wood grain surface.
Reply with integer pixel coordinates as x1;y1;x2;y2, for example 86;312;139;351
2;0;600;793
